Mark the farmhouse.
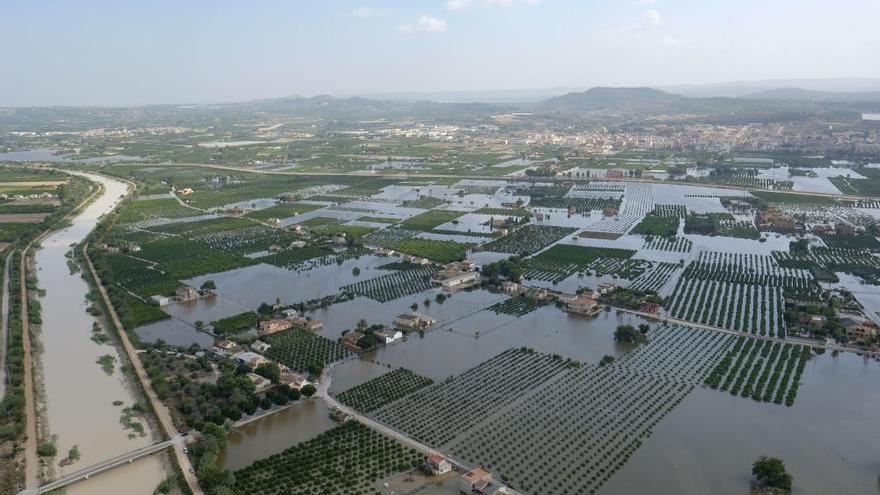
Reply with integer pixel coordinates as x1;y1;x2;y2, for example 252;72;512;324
639;302;660;314
426;454;452;475
250;340;272;353
395;311;437;331
290;315;323;331
566;293;601;316
234;351;269;368
212;339;241;355
279;371;310;390
460;468;492;493
376;328;404;343
150;294;172;306
433;269;480;290
258;319;293;336
176;286;200;302
246;373;273;393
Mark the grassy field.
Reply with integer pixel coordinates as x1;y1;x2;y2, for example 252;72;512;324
137;237;258;279
391;238;472;263
400;209;463;231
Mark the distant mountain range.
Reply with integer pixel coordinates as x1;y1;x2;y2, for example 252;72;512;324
740;88;880;103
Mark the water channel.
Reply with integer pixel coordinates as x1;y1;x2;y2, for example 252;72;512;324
34;172;165;494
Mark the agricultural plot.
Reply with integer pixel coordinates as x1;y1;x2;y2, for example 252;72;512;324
651;204;686;217
631;214;680;237
475;207;529;217
258;246;360;272
701;175;793;190
705;337;812;406
233;422;421;495
391;238;472;263
334;368;434;414
400;209;464;231
150;217;252;237
489;295;546;316
628;262;679;292
193;225;299;255
442;326;731;495
341;265;437;302
684;212;760;239
522;244;635;283
244;202;323;221
588;258;651;279
774;248;880;284
136;237;258;279
642;236;692;253
211;311;260;335
0;223;38;242
115;198;200;224
665;253;803;337
529;196;621;212
263;328;351;372
481;225;576;256
373;349;570;447
99;253;180;298
363;227;418;248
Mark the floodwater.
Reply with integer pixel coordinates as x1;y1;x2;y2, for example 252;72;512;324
0;148;141;163
604;351;880;495
34;173;165;492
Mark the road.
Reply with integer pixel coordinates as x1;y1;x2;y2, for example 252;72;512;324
617;307;880;357
0;249;12;398
82;241;204;495
18;435;185;495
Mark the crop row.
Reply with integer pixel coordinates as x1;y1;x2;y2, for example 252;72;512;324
529;196;621;212
642;236;692;253
262;328;351;372
651;204;686;217
373;348;569;447
628;262;679;293
522;244;636;283
341;265;437;302
233;422;420;495
667;277;786;337
480;225;577;256
489;296;545;316
707;338;811;406
684;252;812;289
334;368;434;414
363;227;418;248
391;238;472;263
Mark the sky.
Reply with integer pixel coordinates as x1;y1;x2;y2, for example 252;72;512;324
2;0;880;106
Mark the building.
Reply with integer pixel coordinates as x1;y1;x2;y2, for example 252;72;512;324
395;312;437;331
246;373;273;393
150;295;172;306
426;454;452;475
250;340;272;353
289;240;307;248
376;328;404;343
279;371;310;390
212;339;241;355
258;319;293;336
566;294;601;316
176;286;200;302
289;315;322;331
268;244;284;253
602;207;619;217
234;351;269;368
639;302;660;314
341;330;365;351
500;281;523;296
597;282;617;294
461;468;492;494
843;321;878;343
433;270;480;290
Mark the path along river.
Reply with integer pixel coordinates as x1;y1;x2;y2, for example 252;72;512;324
33;172;165;494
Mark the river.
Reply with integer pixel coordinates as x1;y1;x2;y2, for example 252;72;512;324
33;172;165;493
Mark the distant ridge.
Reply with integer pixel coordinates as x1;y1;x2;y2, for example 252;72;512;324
741;88;880;103
538;87;683;112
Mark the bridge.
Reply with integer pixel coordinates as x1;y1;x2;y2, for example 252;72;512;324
18;435;184;495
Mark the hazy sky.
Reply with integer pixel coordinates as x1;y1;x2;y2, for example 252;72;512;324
2;0;880;106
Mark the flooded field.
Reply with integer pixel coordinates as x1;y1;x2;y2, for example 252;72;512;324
35;173;165;493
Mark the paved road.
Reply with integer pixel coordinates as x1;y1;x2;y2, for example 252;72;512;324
18;436;185;495
0;250;12;398
618;307;880;357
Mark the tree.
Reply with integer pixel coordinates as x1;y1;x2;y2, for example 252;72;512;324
638;323;650;334
200;280;217;291
301;384;317;398
752;456;792;492
614;325;646;344
255;362;281;383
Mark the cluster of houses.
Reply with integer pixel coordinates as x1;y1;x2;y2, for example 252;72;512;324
211;339;311;392
563;283;618;316
150;285;204;307
422;455;520;495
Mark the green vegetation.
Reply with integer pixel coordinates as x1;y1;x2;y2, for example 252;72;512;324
244;202;323;221
263;329;351;372
391;238;472;263
400;209;463;231
341;265;437;302
116;198;200;224
400;196;446;209
233;422;421;495
632;214;680;237
522;244;636;282
752;456;793;492
137;237;258;279
489;295;546;316
211;312;260;335
335;368;434;413
481;225;576;256
684;212;760;239
96;354;116;375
